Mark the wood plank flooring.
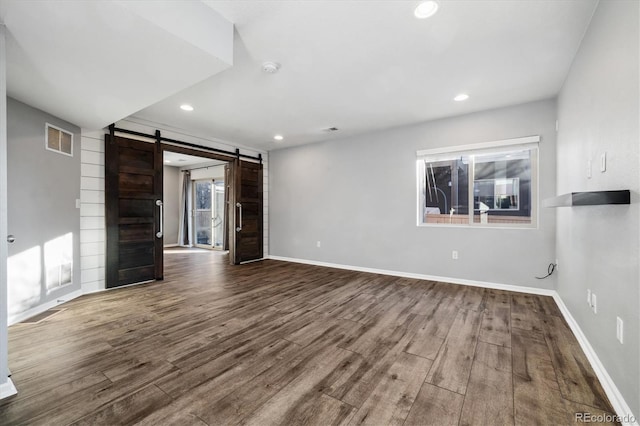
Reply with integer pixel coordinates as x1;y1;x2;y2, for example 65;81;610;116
0;249;618;425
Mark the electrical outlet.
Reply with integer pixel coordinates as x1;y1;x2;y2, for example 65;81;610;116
616;317;624;344
316;241;321;248
587;289;591;306
600;152;607;172
591;293;597;314
587;160;592;179
452;250;459;260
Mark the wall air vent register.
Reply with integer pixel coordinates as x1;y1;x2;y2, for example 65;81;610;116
46;123;73;156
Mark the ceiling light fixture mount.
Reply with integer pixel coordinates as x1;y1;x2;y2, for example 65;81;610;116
262;61;281;74
273;134;284;141
414;1;439;19
454;93;469;102
180;104;194;111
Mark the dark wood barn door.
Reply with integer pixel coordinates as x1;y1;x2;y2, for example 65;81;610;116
232;160;263;264
105;135;163;288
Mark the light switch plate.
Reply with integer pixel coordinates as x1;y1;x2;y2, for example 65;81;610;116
616;317;624;344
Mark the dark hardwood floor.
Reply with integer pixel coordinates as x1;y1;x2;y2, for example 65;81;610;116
0;249;618;425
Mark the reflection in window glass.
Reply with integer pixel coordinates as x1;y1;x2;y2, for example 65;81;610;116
473;148;531;224
418;141;537;227
423;156;469;223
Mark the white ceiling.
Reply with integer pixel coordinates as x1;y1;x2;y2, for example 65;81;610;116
133;0;598;150
2;1;598;151
0;0;233;130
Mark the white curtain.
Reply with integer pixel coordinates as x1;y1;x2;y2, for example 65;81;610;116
177;170;192;246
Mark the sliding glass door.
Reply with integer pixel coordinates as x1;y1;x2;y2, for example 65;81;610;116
193;180;212;248
212;181;225;249
193;179;225;250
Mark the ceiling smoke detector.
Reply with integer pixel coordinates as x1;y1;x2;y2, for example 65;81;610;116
262;61;280;74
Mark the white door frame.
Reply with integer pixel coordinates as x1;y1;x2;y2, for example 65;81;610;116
0;24;17;399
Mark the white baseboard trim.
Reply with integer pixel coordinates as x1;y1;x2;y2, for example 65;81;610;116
552;294;639;426
8;289;84;326
0;378;17;399
267;255;555;296
163;243;179;248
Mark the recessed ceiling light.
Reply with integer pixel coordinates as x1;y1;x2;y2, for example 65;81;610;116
454;93;469;102
273;135;284;141
414;1;439;19
180;104;194;111
164;160;171;163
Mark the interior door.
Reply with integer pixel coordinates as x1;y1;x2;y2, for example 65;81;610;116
232;160;263;264
105;135;162;288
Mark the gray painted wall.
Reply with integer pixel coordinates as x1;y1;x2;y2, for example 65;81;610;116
556;1;639;417
163;166;180;246
6;98;81;320
270;99;557;289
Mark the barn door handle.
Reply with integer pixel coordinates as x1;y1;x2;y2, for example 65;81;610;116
236;202;242;232
156;200;163;238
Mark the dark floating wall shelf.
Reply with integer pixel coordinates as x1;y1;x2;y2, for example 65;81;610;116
543;190;631;208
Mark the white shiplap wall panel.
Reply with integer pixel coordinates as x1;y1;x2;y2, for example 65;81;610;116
81;150;104;165
81;164;104;179
80;242;104;256
263;154;269;257
80;176;104;191
80;190;104;204
79;132;106;293
80;229;104;243
81;254;104;270
80;216;104;230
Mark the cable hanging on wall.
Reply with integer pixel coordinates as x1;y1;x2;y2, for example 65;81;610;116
535;262;557;279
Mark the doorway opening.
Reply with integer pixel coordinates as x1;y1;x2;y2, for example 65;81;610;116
105;130;264;289
163;151;229;253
